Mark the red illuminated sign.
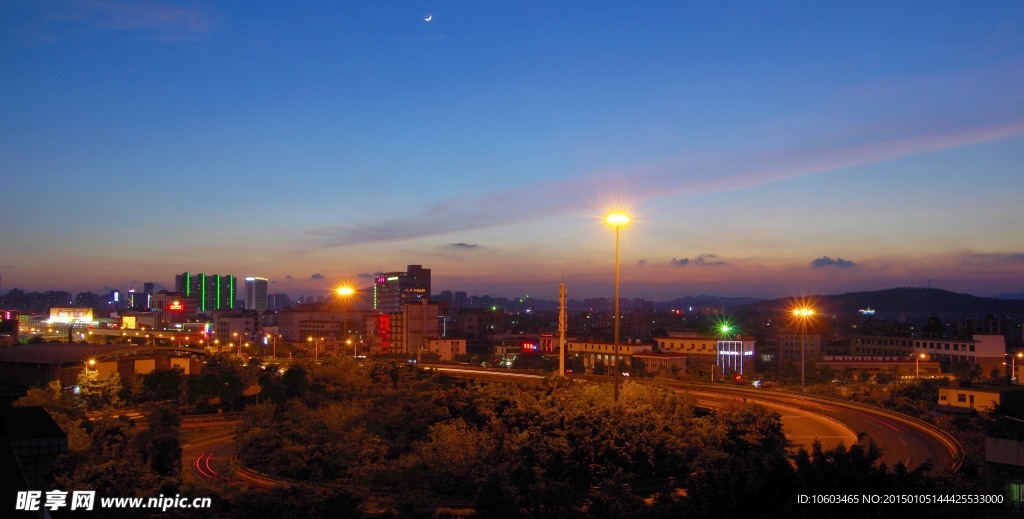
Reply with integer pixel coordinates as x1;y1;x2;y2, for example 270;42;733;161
169;301;183;311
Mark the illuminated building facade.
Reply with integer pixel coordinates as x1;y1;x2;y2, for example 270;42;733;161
366;300;439;356
277;302;368;356
214;311;259;348
373;265;431;313
763;329;823;364
150;291;198;327
424;338;467;361
394;300;439;357
174;272;236;313
244;276;268;311
566;340;653;373
655;333;756;376
851;334;1005;374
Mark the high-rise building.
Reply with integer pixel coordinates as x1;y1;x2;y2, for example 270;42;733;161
396;299;439;357
244;277;269;312
268;293;292;311
373;265;431;313
174;272;236;313
143;282;156;309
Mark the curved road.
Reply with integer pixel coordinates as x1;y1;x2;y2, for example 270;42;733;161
706;387;956;472
182;428;236;484
688;389;858;454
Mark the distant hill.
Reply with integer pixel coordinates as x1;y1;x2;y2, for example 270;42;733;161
653;295;764;311
746;287;1024;315
995;292;1024;301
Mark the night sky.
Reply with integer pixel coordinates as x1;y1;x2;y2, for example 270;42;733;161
2;1;1023;301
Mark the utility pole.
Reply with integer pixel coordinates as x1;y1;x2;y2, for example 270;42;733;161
559;281;567;376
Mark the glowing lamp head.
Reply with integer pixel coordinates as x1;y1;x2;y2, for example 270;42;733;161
605;213;630;227
792;307;815;318
87;359;96;366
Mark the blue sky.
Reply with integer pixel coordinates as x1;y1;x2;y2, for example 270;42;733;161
2;1;1023;301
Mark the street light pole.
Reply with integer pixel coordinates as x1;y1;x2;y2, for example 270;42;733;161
792;307;815;392
605;212;629;403
336;285;356;359
266;334;279;359
801;316;806;391
1013;352;1023;383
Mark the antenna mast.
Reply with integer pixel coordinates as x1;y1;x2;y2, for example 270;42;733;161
559;281;567;377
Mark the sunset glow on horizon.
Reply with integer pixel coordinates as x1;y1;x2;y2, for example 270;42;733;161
1;2;1022;301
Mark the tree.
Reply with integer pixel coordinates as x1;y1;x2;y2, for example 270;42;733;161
138;367;185;403
140;432;182;477
15;383;90;451
400;419;495;496
258;369;287;403
185;353;246;410
77;369;123;410
282;362;311;399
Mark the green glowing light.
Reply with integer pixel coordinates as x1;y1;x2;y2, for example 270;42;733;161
715;317;736;338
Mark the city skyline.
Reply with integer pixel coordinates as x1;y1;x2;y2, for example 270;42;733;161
2;2;1023;300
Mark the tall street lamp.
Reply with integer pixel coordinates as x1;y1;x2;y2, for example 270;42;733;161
337;285;356;349
1013;352;1023;383
792;307;815;391
916;352;927;379
266;334;279;359
605;212;630;402
307;336;320;361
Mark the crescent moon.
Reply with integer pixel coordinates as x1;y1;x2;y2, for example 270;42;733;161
424;14;432;22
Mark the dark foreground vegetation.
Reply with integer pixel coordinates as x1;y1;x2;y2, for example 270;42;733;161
17;355;995;518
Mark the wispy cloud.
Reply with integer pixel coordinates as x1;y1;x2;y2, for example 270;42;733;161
310;273;325;280
811;256;857;269
303;61;1024;249
449;243;479;249
671;254;726;267
961;252;1024;265
40;0;218;41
